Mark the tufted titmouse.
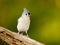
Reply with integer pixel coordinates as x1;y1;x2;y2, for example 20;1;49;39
17;8;30;36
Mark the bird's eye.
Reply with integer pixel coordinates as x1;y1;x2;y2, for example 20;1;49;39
28;12;30;15
26;14;27;15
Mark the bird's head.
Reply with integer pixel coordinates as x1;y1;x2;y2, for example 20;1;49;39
22;8;30;17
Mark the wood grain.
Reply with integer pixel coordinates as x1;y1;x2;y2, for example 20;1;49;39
0;26;44;45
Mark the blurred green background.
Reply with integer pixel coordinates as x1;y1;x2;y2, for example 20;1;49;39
0;0;60;45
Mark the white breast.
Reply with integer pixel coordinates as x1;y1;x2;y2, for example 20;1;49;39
17;15;30;32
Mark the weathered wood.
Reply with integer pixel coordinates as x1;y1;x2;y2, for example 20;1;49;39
0;26;44;45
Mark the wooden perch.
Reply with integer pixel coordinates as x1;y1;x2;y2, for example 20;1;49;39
0;26;44;45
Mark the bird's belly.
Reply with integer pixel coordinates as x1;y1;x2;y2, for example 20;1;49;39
17;20;30;32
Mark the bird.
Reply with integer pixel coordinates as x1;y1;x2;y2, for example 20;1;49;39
17;8;30;36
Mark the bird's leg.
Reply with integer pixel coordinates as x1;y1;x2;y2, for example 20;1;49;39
18;32;20;35
18;31;23;35
26;31;29;37
18;31;29;37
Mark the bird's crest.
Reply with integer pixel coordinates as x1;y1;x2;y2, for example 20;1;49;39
22;8;29;15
